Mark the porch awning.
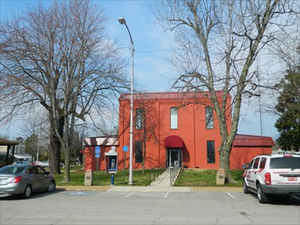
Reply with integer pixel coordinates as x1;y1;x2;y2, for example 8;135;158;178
0;138;19;146
164;135;185;148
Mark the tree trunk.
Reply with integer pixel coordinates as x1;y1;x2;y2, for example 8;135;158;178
64;145;70;183
49;127;61;174
64;114;74;183
219;137;235;183
48;114;65;175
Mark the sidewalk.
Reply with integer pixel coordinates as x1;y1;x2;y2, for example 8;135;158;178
57;185;111;191
149;169;170;187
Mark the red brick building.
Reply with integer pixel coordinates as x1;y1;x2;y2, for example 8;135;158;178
84;91;274;171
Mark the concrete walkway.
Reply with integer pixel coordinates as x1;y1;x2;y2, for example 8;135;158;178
108;169;191;192
150;168;171;187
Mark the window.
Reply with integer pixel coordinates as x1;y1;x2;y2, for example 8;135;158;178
0;166;25;174
253;158;260;169
170;107;178;129
259;158;266;169
205;106;214;129
28;167;38;174
135;141;143;163
135;108;144;130
207;141;215;163
249;159;255;169
36;166;46;175
270;157;300;169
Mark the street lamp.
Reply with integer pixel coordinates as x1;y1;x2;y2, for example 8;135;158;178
118;17;134;185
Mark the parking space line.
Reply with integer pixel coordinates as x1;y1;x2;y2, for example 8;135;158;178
164;191;169;199
125;192;135;198
225;192;236;199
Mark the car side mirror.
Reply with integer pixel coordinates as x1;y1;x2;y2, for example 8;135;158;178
242;163;250;170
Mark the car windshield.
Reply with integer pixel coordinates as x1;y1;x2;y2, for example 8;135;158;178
0;166;26;174
270;157;300;169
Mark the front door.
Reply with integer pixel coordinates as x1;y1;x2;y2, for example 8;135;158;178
167;149;182;168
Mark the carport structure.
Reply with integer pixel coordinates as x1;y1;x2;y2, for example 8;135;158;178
0;138;19;167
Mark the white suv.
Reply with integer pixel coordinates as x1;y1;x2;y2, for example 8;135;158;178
242;153;300;203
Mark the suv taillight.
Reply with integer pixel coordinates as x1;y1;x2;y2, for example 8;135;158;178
265;172;271;185
14;176;22;183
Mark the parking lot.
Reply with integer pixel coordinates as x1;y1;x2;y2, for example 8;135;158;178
1;190;300;225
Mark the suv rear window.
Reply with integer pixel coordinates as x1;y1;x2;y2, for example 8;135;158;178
270;157;300;169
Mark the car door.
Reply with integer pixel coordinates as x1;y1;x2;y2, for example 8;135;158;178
35;166;50;192
27;166;42;191
245;159;254;187
248;157;260;189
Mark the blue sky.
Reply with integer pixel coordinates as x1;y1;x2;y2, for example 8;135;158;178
0;0;279;139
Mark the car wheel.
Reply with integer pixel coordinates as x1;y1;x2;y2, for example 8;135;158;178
243;180;249;194
24;185;32;198
48;181;56;193
257;184;268;203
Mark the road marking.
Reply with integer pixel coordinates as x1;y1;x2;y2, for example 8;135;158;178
164;191;169;199
225;192;235;199
125;192;134;198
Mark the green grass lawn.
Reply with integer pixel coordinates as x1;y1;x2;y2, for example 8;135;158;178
175;169;243;186
55;168;165;186
55;167;243;187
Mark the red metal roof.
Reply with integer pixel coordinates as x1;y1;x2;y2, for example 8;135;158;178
233;134;274;147
120;91;229;100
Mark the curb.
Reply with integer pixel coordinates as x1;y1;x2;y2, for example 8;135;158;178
191;186;242;192
57;185;111;191
57;185;242;192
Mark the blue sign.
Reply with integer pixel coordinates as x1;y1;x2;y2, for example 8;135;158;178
123;146;128;152
95;146;101;158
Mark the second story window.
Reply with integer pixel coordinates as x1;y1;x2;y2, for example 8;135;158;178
170;107;178;129
205;106;214;129
136;108;144;130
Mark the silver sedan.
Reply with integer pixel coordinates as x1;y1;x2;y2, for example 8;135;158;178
0;164;56;198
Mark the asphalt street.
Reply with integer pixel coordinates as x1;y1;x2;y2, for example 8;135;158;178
0;190;300;225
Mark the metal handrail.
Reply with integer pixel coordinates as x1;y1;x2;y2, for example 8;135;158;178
169;166;182;186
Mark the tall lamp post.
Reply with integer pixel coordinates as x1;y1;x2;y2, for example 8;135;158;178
118;17;134;185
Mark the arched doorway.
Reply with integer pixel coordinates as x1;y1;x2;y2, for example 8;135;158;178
164;135;185;168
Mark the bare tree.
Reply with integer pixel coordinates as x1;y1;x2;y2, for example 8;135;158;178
18;106;49;160
158;0;299;182
0;0;127;182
